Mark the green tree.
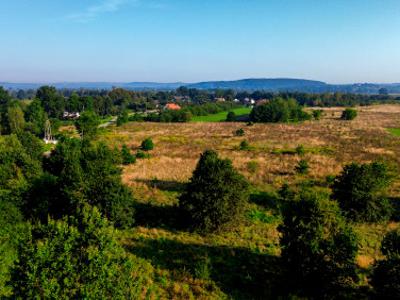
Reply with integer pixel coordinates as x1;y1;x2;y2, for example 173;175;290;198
296;159;309;174
279;188;358;298
371;228;400;298
179;150;249;233
7;103;25;133
11;205;156;299
312;109;323;120
75;111;100;140
25;99;47;136
341;108;357;120
226;111;236;122
332;162;393;222
117;109;129;126
121;144;136;165
36;86;65;118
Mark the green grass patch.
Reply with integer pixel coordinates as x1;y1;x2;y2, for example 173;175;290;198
191;107;252;122
387;128;400;136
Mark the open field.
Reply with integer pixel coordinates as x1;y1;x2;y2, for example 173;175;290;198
191;107;252;122
100;104;400;299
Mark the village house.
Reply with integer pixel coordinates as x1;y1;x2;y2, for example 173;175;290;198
164;103;182;111
63;111;80;120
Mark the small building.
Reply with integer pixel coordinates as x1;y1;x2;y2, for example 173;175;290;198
164;103;182;111
63;111;81;120
215;97;226;102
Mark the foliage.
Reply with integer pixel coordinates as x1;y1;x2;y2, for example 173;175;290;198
0;201;28;297
250;97;311;123
36;86;65;118
117;109;129;126
226;111;236;122
279;188;358;298
235;128;245;136
341;108;358;120
296;159;309;174
121;144;136;165
179;150;250;233
29;139;135;227
332;162;393;222
11;205;156;299
24;99;47;136
312;109;323;120
141;137;154;151
295;144;305;155
371;228;400;298
136;150;150;159
75;111;100;140
239;140;250;150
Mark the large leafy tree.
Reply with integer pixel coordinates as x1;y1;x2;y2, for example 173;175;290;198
25;99;47;136
279;188;358;298
332;162;393;222
75;111;100;140
179;150;249;233
11;205;156;299
36;86;65;118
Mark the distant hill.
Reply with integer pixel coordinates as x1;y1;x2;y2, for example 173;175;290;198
2;78;400;94
186;78;327;91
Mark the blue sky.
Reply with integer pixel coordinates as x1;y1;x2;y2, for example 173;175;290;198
1;0;400;83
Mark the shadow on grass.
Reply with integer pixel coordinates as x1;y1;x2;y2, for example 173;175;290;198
250;192;281;213
126;237;281;299
389;197;400;222
135;179;186;192
134;202;184;230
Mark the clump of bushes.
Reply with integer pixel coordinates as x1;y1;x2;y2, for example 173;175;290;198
250;98;311;123
136;150;150;159
295;144;305;156
11;205;156;299
312;109;323;120
121;144;136;165
116;109;129;126
341;108;357;120
179;150;249;233
247;160;259;174
371;228;400;298
141;138;154;151
332;162;393;222
279;188;358;297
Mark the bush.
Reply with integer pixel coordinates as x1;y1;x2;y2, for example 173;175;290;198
250;98;311;123
295;144;305;156
179;150;249;233
136;150;150;159
121;144;136;165
371;229;400;298
332;162;393;222
247;160;259;174
235;128;245;136
116;109;129;126
141;138;154;151
239;140;250;150
296;159;309;174
279;189;358;297
11;205;156;299
341;108;357;120
312;109;323;120
226;111;236;122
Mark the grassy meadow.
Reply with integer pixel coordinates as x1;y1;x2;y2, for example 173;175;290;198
191;107;252;122
99;104;400;299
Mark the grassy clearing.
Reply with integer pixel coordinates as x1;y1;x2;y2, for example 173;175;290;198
387;128;400;136
99;104;400;298
191;107;252;122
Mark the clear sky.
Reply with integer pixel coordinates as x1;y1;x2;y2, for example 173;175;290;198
1;0;400;83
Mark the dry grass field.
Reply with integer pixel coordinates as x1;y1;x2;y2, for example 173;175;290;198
100;105;400;299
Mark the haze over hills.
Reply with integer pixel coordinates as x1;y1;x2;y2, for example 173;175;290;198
1;78;400;94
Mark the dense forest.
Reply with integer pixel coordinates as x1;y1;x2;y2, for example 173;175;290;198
0;85;400;298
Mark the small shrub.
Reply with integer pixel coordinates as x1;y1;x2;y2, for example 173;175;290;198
246;121;254;126
247;160;259;173
312;110;323;120
226;111;236;122
296;159;309;174
121;144;136;165
235;128;245;136
194;256;212;280
239;140;250;150
179;150;249;233
136;150;150;159
141;138;154;151
341;108;357;120
295;144;305;156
